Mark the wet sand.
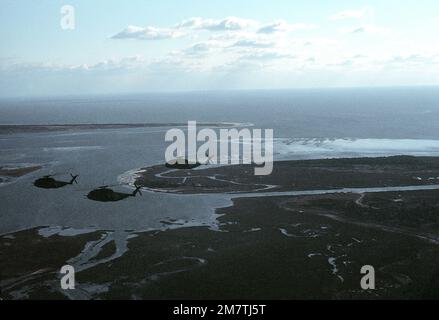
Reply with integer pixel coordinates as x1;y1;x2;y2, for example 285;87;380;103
0;122;243;135
0;165;42;186
0;165;42;177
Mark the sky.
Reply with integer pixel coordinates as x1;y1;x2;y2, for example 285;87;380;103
1;0;439;97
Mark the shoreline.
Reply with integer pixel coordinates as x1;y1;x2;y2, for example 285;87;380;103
0;165;42;177
3;155;439;299
0;122;253;134
2;187;439;299
133;155;439;194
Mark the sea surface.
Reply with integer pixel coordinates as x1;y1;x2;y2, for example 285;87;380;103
1;87;439;235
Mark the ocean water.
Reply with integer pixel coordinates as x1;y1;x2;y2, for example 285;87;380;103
1;87;439;235
2;87;439;138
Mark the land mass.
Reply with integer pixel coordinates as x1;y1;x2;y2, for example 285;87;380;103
2;156;439;299
0;165;42;177
135;156;439;193
0;122;242;135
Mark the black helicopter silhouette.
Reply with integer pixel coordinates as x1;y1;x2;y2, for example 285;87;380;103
86;183;142;202
34;173;79;189
165;158;202;169
165;152;214;169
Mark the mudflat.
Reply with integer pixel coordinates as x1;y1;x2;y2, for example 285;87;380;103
0;122;238;135
135;156;439;193
0;165;42;177
2;156;439;299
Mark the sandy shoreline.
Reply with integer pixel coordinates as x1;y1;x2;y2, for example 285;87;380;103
0;165;42;177
0;165;42;187
0;122;251;134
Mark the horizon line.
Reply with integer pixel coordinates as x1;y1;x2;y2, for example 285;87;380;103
1;84;439;101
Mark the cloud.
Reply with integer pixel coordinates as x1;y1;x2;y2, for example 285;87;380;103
112;25;183;40
80;56;147;71
330;8;370;21
257;20;316;33
112;17;317;43
12;12;439;96
239;51;293;61
211;60;262;73
340;24;390;35
231;39;274;48
185;43;212;54
181;41;223;57
3;50;439;97
388;54;439;66
176;16;257;31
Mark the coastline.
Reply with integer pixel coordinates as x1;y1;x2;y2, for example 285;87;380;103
2;155;439;299
2;187;439;299
132;155;439;194
0;122;252;135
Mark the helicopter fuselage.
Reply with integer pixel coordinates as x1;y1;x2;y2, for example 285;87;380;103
86;188;135;202
34;177;70;189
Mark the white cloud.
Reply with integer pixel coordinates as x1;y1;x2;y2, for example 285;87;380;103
239;51;293;61
330;8;370;21
257;20;317;33
8;12;439;96
184;43;212;54
82;56;147;71
340;24;390;35
112;17;317;43
3;49;439;97
112;25;183;40
387;54;439;66
231;39;274;48
180;41;225;57
175;16;257;31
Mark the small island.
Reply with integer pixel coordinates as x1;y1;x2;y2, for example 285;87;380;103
134;156;439;194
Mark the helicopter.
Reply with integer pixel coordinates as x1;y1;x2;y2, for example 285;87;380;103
86;183;142;202
165;152;214;169
34;173;79;189
165;158;202;170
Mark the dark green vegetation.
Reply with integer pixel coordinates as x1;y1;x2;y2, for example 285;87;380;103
136;156;439;193
2;156;439;299
0;229;104;299
2;189;439;299
78;189;439;299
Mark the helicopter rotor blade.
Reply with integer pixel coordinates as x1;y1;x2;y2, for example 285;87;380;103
70;173;79;184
